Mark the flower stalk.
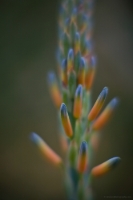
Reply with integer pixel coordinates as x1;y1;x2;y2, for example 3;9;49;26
30;0;121;199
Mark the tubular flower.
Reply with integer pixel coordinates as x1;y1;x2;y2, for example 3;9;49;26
77;141;88;173
88;87;108;122
60;103;73;138
30;132;63;167
91;157;121;177
73;84;83;119
92;98;119;131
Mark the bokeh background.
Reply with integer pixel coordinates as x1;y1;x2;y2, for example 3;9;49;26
0;0;133;199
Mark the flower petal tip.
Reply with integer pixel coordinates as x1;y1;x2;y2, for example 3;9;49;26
75;32;80;39
68;48;74;60
61;59;67;69
110;97;119;108
47;72;55;83
100;87;108;99
79;141;88;154
75;84;83;97
60;103;67;116
109;156;121;167
78;141;88;173
30;132;40;144
80;57;86;69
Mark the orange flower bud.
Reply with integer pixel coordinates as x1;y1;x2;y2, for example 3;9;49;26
60;103;73;138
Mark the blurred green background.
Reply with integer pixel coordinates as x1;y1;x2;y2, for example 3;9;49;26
0;0;133;199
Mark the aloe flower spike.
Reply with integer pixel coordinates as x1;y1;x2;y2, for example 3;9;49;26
31;0;121;199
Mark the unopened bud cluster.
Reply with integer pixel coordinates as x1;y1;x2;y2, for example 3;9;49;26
30;1;121;199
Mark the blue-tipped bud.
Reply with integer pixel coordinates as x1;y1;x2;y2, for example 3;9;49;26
68;48;74;60
109;157;121;168
88;87;108;121
75;32;80;42
75;84;83;98
30;132;41;144
73;85;83;118
91;157;121;177
99;87;108;100
92;97;119;131
67;49;74;72
61;59;67;70
79;141;87;155
30;132;63;166
60;103;67;116
109;97;119;109
80;57;86;68
47;72;56;84
78;141;88;173
85;55;96;90
47;72;62;108
60;103;73;138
